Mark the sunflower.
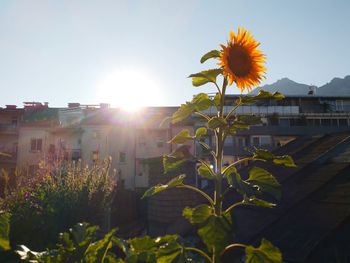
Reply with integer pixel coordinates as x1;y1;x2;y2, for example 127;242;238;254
218;27;266;92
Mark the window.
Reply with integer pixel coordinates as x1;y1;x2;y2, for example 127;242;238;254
92;131;100;139
252;137;260;147
336;100;344;111
30;138;42;151
339;119;348;126
237;137;246;147
92;151;99;163
224;136;234;147
279;119;289;126
11;117;18;127
119;152;126;163
321;119;331;126
48;144;55;154
156;140;164;148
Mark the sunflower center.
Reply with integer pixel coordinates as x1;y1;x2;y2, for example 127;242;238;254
227;45;252;77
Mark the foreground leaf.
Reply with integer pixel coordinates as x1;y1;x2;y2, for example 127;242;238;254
197;164;215;180
171;93;212;124
167;145;193;160
200;50;221;63
244;197;276;208
172;103;195;124
183;205;213;224
208;117;227;129
189;69;222;87
195;127;207;138
191;93;212;111
240;90;284;105
197;213;233;254
169;129;193;144
0;211;10;251
142;174;186;198
85;228;117;262
247;167;281;200
245;239;282;263
163;156;187;173
253;149;296;168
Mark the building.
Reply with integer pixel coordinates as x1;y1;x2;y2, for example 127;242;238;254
198;94;350;161
0;105;24;184
3;93;350;190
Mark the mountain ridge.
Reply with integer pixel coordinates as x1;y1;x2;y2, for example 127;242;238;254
251;75;350;96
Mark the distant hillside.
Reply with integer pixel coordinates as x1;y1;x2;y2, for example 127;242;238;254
251;78;311;95
317;76;350;96
251;75;350;96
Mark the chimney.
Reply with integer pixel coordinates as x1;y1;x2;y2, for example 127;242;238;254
68;103;81;108
5;105;17;109
308;85;317;95
100;103;110;109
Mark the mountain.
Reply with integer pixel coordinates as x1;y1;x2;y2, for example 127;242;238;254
251;75;350;96
317;75;350;96
251;78;311;95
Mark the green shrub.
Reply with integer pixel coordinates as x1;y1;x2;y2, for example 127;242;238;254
1;159;116;250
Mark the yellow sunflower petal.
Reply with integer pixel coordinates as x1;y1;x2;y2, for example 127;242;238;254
218;28;266;92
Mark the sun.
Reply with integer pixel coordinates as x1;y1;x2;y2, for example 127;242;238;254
96;68;162;111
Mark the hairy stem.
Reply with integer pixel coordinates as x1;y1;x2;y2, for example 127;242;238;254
177;185;214;207
185;247;213;263
221;243;247;257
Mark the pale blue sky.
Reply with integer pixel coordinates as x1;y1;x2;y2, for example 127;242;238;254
0;0;349;107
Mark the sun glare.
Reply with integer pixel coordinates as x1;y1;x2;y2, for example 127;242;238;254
96;68;162;111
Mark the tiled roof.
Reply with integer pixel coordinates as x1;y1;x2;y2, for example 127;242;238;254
231;133;350;262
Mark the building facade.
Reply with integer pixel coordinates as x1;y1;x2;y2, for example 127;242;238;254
2;94;350;189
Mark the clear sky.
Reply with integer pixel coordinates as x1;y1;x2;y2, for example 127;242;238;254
0;0;350;108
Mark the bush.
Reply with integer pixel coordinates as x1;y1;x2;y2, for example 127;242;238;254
1;159;116;250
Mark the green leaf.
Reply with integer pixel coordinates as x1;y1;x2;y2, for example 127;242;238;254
222;165;238;186
169;129;193;144
245;238;282;263
232;173;258;197
195;127;207;138
157;241;182;263
213;93;221;108
273;155;297;168
235;115;262;125
172;103;195;124
0;211;10;251
253;149;296;168
197;164;215;180
197;213;233;254
241;90;285;105
171;93;213;124
129;236;156;252
247;167;281;200
189;69;222;87
85;228;117;262
200;50;221;63
244;197;276;208
191;93;212;111
167;145;193;160
253;149;274;161
183;205;213;224
142;174;186;198
208;117;227;129
163;156;187;173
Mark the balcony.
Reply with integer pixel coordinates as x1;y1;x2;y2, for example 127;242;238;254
0;124;18;134
0;151;17;163
203;106;300;116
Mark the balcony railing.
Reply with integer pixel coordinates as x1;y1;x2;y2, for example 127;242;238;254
0;124;18;133
0;151;17;162
203;106;300;116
